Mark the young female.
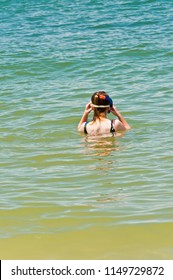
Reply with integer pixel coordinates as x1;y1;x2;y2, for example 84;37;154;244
77;91;131;136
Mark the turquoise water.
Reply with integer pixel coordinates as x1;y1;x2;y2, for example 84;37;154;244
1;0;173;259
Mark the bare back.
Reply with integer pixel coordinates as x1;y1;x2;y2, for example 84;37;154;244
84;119;115;136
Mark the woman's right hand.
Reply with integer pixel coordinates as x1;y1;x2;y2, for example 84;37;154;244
110;105;120;117
110;105;131;130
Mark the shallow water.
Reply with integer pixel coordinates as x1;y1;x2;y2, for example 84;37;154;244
0;0;173;259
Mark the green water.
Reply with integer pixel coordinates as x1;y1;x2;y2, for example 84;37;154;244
0;0;173;259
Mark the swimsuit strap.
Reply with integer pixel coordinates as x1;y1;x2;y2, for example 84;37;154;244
110;120;115;133
84;122;88;134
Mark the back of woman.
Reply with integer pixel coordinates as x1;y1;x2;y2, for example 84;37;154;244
77;91;131;136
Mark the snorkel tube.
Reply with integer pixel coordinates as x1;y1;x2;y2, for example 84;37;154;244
99;95;113;113
94;95;113;108
105;96;113;108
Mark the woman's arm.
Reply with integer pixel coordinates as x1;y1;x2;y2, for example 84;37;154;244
110;106;131;130
77;102;93;132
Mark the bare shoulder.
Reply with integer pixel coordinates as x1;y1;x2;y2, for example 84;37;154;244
77;122;85;132
113;119;127;131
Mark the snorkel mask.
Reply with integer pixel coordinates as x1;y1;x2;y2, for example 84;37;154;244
92;95;113;109
100;95;113;108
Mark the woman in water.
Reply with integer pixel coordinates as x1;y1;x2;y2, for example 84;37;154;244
77;91;131;135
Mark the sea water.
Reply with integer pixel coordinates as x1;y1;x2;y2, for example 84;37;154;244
0;0;173;259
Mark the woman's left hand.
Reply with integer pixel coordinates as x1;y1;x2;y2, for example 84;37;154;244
84;102;93;114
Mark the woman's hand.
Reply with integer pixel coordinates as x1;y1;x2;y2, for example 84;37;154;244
84;102;93;114
77;102;93;132
110;105;120;117
110;105;131;130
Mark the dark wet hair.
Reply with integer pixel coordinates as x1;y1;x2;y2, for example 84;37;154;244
91;91;111;121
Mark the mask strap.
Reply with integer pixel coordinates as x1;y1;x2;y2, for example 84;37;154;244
92;104;110;108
